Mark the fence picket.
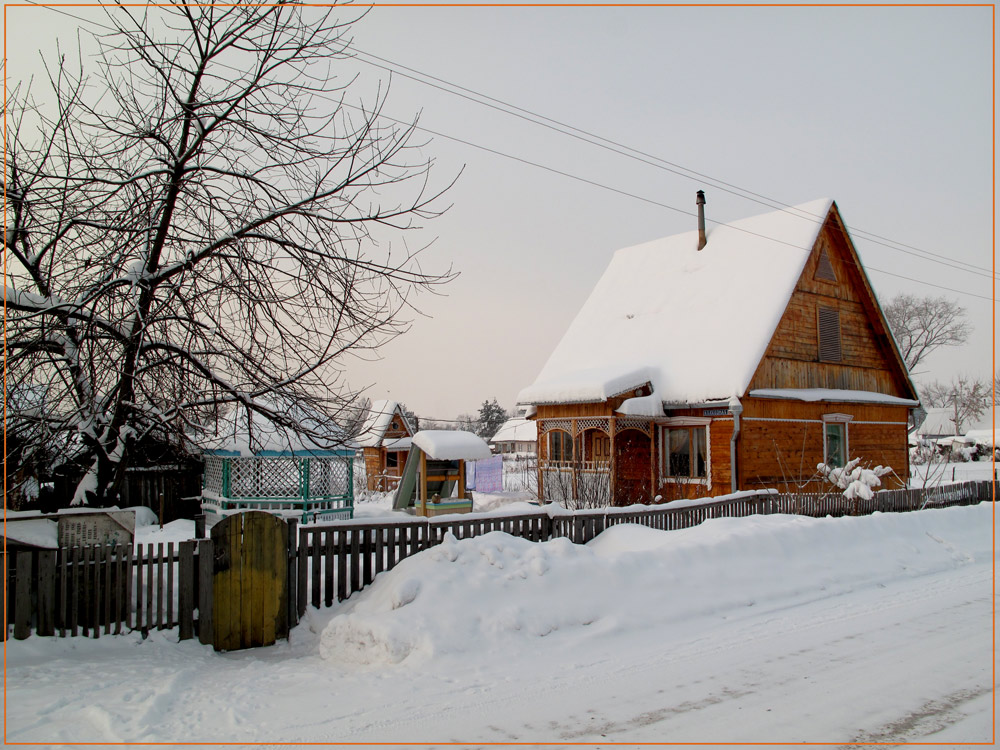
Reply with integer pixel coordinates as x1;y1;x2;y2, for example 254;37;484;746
336;530;348;602
14;551;32;640
37;550;56;637
326;530;337;607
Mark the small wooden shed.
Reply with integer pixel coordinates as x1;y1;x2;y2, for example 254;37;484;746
392;431;492;516
356;400;415;491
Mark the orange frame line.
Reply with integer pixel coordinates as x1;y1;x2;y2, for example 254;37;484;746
2;1;996;747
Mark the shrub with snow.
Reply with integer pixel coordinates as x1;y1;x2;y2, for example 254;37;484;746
816;458;892;501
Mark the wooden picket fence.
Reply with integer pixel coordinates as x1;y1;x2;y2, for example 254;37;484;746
5;480;996;644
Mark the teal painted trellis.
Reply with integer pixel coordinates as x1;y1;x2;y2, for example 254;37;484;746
202;450;354;522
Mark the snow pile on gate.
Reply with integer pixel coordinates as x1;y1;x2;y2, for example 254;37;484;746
319;504;991;667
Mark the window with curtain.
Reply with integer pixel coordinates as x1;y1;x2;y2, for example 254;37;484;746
662;426;707;481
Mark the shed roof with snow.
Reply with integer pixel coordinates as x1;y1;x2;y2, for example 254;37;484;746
412;430;492;461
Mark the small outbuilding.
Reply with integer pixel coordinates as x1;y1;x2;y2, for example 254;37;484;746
200;403;354;523
356;400;415;491
392;431;492;516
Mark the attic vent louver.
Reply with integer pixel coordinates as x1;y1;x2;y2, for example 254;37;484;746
815;245;836;282
817;306;842;362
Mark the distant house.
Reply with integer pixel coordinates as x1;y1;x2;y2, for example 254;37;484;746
489;418;538;455
518;195;919;506
910;407;960;443
356;400;415;491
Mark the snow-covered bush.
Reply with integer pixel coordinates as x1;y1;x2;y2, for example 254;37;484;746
817;458;892;502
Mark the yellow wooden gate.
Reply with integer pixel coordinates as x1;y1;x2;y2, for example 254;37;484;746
211;511;288;651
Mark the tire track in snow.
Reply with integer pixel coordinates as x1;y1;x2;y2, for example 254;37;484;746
331;563;992;744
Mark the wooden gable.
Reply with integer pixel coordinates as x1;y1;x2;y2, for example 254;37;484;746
747;203;916;400
383;409;412;441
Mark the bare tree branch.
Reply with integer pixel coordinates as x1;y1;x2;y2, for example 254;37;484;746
4;3;456;506
884;293;972;373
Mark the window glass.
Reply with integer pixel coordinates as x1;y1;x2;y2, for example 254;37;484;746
668;429;690;477
664;426;708;480
693;428;707;478
825;423;846;468
549;431;573;463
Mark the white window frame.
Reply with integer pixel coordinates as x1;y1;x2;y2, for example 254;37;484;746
822;413;852;468
659;418;711;485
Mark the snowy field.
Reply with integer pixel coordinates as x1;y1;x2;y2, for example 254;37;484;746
4;498;995;749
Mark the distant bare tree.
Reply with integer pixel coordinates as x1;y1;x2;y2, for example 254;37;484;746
3;4;455;505
921;376;990;434
884;294;972;372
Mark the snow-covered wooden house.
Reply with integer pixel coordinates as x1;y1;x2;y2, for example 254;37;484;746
489;418;538;455
517;196;919;505
356;400;415;491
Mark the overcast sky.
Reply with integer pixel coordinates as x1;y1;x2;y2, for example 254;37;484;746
5;4;995;422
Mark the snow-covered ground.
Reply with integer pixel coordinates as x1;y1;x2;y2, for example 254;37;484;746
5;500;995;749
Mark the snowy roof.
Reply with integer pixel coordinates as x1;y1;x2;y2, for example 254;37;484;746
2;519;58;549
384;436;413;452
519;200;837;406
489;418;538;444
412;430;492;460
201;398;350;457
750;389;919;407
914;407;959;437
356;400;411;448
965;427;998;447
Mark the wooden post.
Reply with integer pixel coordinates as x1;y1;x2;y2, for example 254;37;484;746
458;460;466;500
571;418;578;501
194;514;206;539
649;423;657;503
419;451;428;515
159;493;164;530
178;541;195;641
197;538;214;646
285;519;298;627
609;417;617;506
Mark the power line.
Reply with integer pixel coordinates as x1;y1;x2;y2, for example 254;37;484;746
13;2;995;304
346;45;998;282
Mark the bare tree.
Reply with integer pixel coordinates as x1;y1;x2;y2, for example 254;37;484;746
921;375;990;434
884;294;972;372
3;4;455;505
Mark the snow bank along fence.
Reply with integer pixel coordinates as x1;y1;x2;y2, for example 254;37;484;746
5;480;995;644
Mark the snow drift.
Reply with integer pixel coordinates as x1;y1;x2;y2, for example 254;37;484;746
320;504;992;667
